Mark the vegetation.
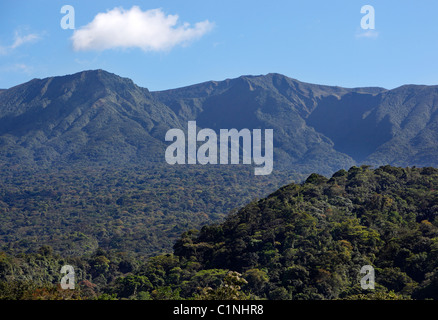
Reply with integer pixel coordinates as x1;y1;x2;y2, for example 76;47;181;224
0;164;298;257
2;165;438;300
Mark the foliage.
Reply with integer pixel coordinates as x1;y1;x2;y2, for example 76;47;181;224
0;164;298;257
3;165;438;300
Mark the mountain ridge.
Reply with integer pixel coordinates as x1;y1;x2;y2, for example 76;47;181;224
2;69;438;176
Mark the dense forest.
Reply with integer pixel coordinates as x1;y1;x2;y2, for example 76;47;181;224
0;165;298;257
2;165;438;300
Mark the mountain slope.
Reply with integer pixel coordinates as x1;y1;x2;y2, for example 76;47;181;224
153;73;438;172
0;70;181;167
166;165;438;300
152;73;386;174
3;165;438;300
2;70;438;176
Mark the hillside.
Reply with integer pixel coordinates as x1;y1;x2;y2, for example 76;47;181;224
153;73;438;171
0;70;181;167
169;165;438;299
2;70;438;175
3;165;438;300
3;69;438;259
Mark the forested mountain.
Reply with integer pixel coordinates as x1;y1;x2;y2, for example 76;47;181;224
2;70;438;300
153;73;438;172
170;165;438;300
3;165;438;300
152;73;384;174
0;70;181;167
2;69;438;174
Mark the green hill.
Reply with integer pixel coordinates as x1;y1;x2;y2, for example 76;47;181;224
3;165;438;300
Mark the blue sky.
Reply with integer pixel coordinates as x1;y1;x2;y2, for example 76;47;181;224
1;0;438;91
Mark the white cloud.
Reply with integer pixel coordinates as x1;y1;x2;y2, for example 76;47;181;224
10;33;40;49
0;30;41;55
71;6;214;52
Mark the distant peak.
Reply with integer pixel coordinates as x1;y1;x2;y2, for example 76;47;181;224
71;69;119;80
240;72;300;85
45;69;141;91
79;69;115;76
